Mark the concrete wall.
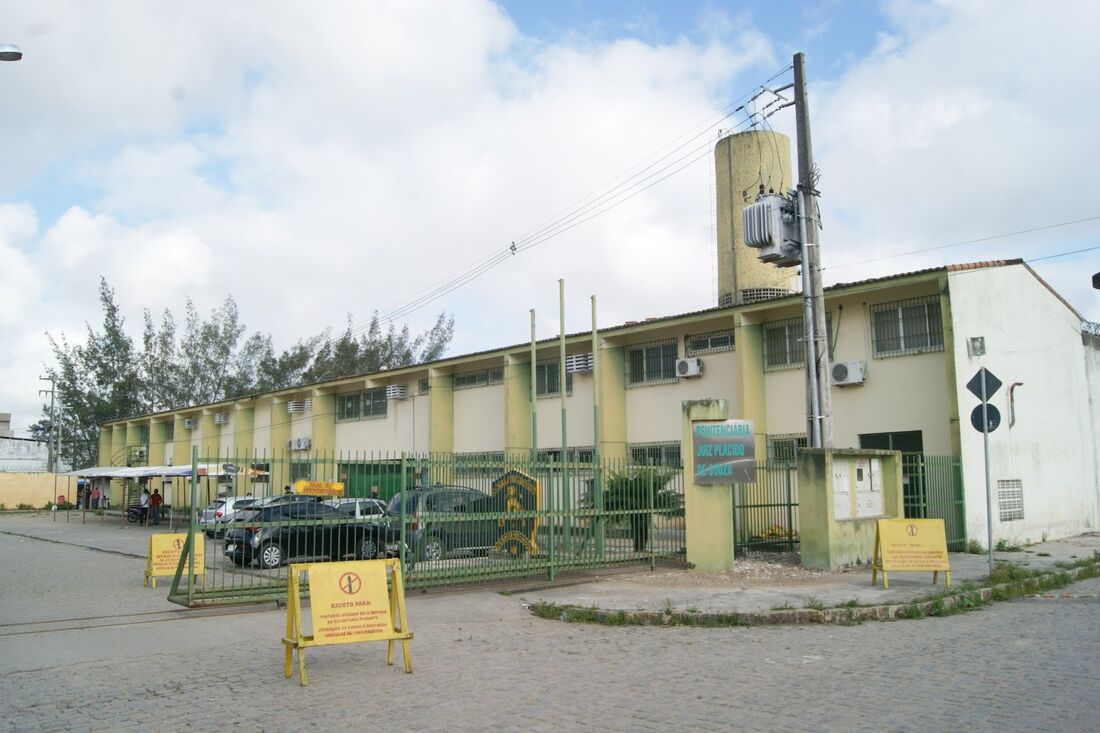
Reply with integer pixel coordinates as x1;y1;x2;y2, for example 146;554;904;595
454;384;505;453
947;264;1098;545
0;438;49;472
0;472;69;508
762;283;953;453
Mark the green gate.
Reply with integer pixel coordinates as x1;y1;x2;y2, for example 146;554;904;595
166;450;687;607
902;453;966;552
733;462;799;556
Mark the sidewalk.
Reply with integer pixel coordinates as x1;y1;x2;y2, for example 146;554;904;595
3;511;1097;623
518;532;1100;619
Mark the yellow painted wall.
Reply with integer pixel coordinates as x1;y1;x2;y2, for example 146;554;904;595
0;473;67;508
454;384;505;453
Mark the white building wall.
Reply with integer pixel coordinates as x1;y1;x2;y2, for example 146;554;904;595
454;385;505;453
948;265;1097;544
535;376;596;450
0;437;49;472
333;396;422;454
252;402;271;455
625;349;739;444
763;288;952;453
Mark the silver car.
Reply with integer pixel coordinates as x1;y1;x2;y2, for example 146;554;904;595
325;497;388;522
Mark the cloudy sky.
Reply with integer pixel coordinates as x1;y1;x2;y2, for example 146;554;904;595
2;0;1098;436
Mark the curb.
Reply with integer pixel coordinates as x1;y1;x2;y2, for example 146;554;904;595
531;563;1100;627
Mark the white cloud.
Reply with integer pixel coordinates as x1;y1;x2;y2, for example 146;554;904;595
1;0;1097;437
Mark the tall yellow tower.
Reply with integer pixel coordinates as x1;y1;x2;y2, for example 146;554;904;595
715;129;797;305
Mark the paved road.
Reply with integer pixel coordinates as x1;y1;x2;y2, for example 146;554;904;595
0;517;1098;732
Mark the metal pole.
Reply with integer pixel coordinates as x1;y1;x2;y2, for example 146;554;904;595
188;445;198;606
559;279;570;556
798;190;821;448
982;371;994;575
591;296;604;559
793;52;833;448
530;309;538;464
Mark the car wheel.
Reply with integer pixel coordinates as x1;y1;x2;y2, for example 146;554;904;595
356;536;379;560
421;535;444;561
259;543;283;570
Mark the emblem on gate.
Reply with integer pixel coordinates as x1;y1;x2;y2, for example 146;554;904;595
491;470;541;556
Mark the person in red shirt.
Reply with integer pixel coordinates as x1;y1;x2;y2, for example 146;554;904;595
149;488;163;526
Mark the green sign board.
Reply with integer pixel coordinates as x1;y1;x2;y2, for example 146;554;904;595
692;419;756;484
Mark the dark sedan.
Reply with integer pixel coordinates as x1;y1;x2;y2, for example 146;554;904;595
223;500;385;569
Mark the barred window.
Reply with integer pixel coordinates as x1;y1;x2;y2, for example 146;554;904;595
362;388;387;418
537;447;595;463
687;329;734;356
454;368;505;389
418;378;430;395
763;317;804;370
164;422;174;442
871;296;944;358
763;315;833;371
997;479;1024;521
336;393;360;421
629;442;682;467
767;434;806;462
536;360;573;397
626;340;678;385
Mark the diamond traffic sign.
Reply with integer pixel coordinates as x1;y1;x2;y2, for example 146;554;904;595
966;367;1002;401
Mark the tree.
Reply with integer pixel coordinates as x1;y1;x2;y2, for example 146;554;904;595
584;467;682;552
43;278;455;468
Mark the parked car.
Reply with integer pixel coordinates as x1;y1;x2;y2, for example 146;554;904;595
325;497;388;522
223;500;382;569
384;485;502;562
206;498;259;538
199;497;249;536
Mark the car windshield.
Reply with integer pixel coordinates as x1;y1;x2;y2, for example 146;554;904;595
386;493;420;515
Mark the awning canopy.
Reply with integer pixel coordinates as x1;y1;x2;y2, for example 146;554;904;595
65;463;245;479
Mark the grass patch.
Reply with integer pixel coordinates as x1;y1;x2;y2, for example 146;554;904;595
1036;552;1050;557
966;539;983;554
995;539;1024;552
803;596;825;611
770;602;794;611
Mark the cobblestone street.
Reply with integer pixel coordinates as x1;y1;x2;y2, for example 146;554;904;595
1;517;1098;732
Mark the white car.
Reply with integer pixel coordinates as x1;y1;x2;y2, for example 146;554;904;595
199;497;251;537
325;497;388;522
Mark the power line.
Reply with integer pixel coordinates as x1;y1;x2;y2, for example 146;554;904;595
824;215;1100;272
1025;244;1100;263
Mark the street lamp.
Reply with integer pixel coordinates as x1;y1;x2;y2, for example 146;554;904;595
0;43;22;62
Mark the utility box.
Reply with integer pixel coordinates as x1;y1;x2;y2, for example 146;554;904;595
797;448;904;570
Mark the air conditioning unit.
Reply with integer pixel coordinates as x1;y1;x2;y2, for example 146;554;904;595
676;357;704;378
213;412;229;425
286;399;313;414
385;385;409;400
183;418;198;430
287;437;313;451
565;353;594;373
831;360;866;386
742;193;802;267
132;446;148;462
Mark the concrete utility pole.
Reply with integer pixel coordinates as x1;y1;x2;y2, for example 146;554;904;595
793;52;833;448
39;376;57;472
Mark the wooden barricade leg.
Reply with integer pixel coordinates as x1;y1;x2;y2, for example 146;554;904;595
391;561;413;673
871;525;880;587
283;573;296;679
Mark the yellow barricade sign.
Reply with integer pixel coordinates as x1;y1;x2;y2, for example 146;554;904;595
283;558;412;686
872;518;951;589
145;533;204;589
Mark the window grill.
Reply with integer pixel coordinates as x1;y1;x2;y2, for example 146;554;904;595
626;340;678;386
686;330;734;356
871;296;944;358
997;479;1024;521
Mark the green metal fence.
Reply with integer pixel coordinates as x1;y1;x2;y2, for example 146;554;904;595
902;453;966;552
167;450;685;607
732;462;799;556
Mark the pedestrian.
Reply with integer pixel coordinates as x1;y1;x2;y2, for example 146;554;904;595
284;485;293;495
245;491;253;499
149;488;163;526
100;481;109;510
139;488;150;526
369;484;380;500
91;486;100;509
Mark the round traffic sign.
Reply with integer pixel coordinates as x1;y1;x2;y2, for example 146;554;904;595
970;404;1001;433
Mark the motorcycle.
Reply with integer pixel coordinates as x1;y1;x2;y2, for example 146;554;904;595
125;504;144;523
